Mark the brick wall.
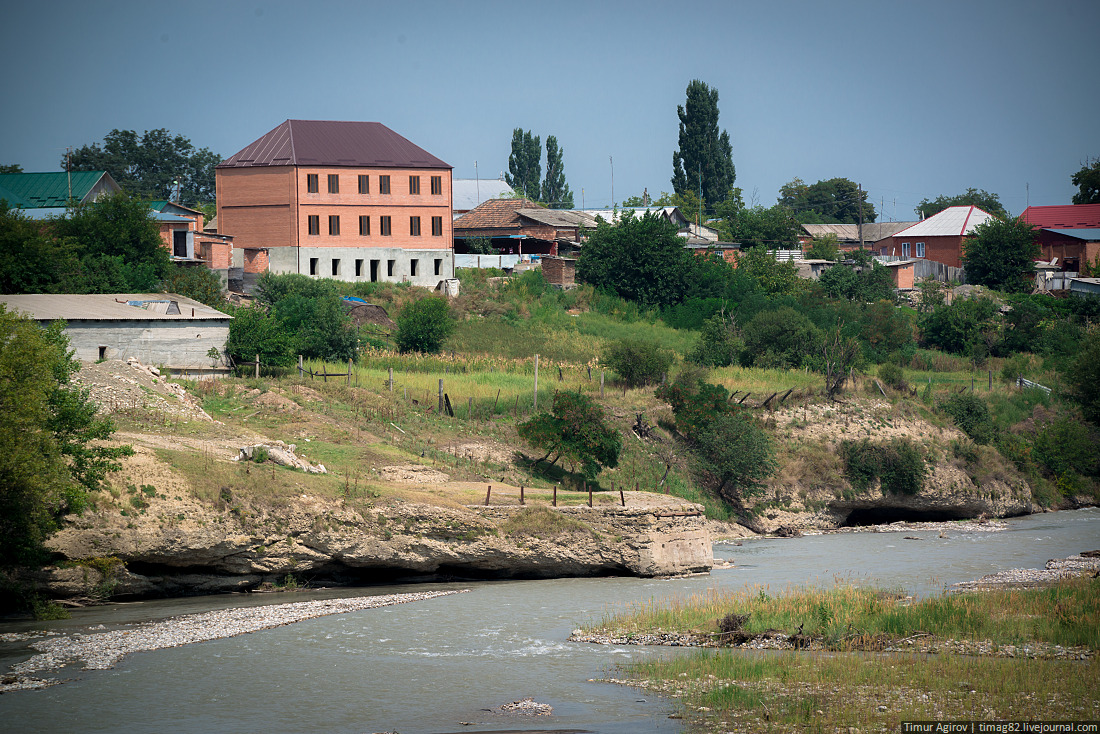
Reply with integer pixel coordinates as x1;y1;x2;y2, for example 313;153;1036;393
243;248;269;274
542;257;575;286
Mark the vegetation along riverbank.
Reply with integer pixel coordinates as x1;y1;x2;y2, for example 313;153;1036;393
576;554;1100;731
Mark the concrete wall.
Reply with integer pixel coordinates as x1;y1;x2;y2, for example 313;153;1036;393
268;246;453;288
59;320;230;372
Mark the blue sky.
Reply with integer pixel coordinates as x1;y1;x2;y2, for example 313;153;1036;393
2;0;1097;218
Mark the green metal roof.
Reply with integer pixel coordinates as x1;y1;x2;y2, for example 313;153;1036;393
0;171;113;208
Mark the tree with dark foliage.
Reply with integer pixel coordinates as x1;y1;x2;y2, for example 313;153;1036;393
671;80;735;207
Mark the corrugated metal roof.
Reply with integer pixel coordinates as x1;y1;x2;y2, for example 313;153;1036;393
890;206;994;238
18;207;191;223
1044;228;1100;241
516;208;599;228
218;120;451;170
1;294;231;321
453;179;515;211
802;222;918;242
0;171;116;208
1021;203;1100;229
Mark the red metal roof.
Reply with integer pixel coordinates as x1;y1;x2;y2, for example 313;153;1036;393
1020;203;1100;229
218;120;450;169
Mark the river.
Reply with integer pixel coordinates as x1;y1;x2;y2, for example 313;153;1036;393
1;508;1096;733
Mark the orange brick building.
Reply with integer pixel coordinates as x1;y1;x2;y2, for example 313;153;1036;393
878;205;996;268
216;120;452;288
152;201;234;285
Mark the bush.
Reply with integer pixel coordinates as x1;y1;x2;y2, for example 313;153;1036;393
161;266;225;308
941;393;996;445
877;363;908;391
918;296;999;355
688;312;743;367
225;305;295;372
394;297;454;354
1066;330;1100;425
840;439;926;495
517;390;621;479
656;371;730;437
740;307;823;369
604;338;675;388
695;411;776;504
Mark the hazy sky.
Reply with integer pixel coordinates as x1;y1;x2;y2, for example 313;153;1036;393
2;0;1097;218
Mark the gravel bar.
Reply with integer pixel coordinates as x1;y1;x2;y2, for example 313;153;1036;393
4;590;467;690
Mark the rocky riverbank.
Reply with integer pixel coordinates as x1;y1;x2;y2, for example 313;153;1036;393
1;589;466;692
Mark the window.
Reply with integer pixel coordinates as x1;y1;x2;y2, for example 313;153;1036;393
902;242;910;258
380;175;390;194
359;215;370;236
331;259;340;276
308;215;320;235
387;259;395;277
431;216;443;236
409;175;420;195
329;215;340;236
355;259;363;277
915;242;926;258
173;229;188;257
328;174;339;193
358;175;369;194
410;216;421;236
380;216;391;236
307;174;318;193
431;175;442;195
410;259;419;276
434;258;442;275
309;258;319;275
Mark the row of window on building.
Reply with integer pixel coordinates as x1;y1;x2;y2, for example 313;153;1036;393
308;256;444;280
306;173;443;196
899;242;926;258
307;215;444;237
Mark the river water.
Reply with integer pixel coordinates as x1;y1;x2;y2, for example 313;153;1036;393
1;508;1096;734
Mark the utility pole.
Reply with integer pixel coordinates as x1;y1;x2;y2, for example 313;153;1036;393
698;164;703;229
66;147;72;202
609;156;614;208
474;160;479;205
858;183;864;250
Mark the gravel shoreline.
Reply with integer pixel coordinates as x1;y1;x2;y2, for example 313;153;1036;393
2;590;467;692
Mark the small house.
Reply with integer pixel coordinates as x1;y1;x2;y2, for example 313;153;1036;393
0;293;232;376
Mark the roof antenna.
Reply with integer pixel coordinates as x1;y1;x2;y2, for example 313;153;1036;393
474;160;479;204
66;147;72;202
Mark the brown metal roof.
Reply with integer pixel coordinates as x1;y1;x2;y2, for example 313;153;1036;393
453;198;544;232
802;222;919;243
218;120;451;169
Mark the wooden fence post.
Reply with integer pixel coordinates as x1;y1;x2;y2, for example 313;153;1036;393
485;485;491;506
438;379;444;414
255;353;260;380
552;484;557;507
298;354;303;379
988;370;992;391
389;367;393;392
520;486;525;505
600;371;604;398
587;481;592;507
347;359;352;385
534;354;539;410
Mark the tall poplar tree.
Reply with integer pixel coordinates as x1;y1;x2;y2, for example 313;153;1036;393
505;129;541;200
671;80;735;209
542;136;573;209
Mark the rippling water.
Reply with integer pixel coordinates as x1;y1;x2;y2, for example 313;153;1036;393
1;508;1096;733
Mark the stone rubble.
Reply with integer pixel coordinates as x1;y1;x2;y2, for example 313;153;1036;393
235;441;327;473
950;553;1100;590
489;697;554;716
3;589;466;691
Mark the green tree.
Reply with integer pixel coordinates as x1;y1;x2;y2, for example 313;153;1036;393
671;80;735;207
517;390;621;480
505;128;541;200
0;201;81;293
0;163;23;174
577;210;691;307
395;297;454;354
541;135;573;209
1066;330;1100;425
725;205;802;250
0;309;130;568
961;216;1039;292
741;307;823;369
252;273;359;362
736;245;802;297
67;128;221;206
688;312;742;367
818;261;895;302
161;266;225;308
695;411;775;503
803;234;841;261
778;177;876;223
465;237;498;255
224;305;295;371
918;296;999;355
603;339;675;388
1071;157;1100;205
48;191;172;292
915;188;1009;220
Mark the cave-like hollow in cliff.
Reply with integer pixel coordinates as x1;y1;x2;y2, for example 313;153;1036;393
840;507;974;526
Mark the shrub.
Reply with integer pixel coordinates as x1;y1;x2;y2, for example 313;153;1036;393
918;297;999;355
225;305;295;372
740;307;823;369
603;338;675;388
695;411;776;504
517;390;621;479
840;439;926;495
941;393;996;445
688;312;743;367
877;363;908;391
656;371;731;437
1065;330;1100;425
394;297;454;354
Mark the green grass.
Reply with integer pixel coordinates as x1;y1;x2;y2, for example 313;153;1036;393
589;578;1100;650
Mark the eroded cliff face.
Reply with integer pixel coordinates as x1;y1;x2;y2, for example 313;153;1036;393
41;492;713;601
